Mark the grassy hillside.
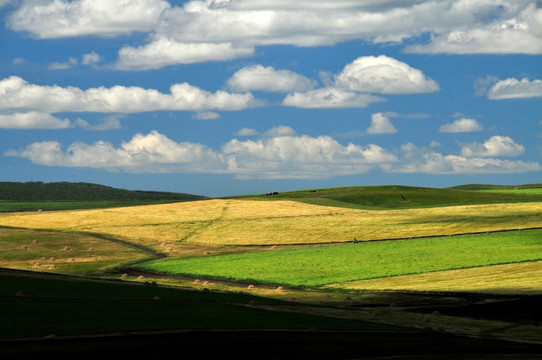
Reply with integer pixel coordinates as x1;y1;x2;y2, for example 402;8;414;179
0;181;206;202
449;183;542;191
228;185;542;210
1;200;540;247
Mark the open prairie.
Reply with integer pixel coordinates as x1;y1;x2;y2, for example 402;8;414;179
2;184;542;357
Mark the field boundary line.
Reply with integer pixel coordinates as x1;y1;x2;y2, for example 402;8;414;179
230;226;542;247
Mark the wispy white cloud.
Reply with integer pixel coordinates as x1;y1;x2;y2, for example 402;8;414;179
48;52;101;70
12;57;25;65
487;77;542;100
235;128;259;136
49;57;78;70
366;113;397;134
227;65;316;93
439;118;483;133
75;114;123;130
282;87;385;109
193;111;220;120
473;75;499;97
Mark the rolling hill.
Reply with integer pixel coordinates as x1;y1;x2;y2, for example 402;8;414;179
0;181;206;202
227;184;542;210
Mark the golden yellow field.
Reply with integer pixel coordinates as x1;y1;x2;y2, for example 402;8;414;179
0;199;541;249
325;261;542;294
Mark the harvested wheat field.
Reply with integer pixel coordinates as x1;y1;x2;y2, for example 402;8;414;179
0;200;541;247
326;260;542;294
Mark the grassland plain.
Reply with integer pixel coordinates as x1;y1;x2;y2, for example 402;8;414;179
0;228;150;274
325;260;542;294
0;200;187;212
135;229;542;288
228;185;542;209
482;189;542;195
0;199;541;249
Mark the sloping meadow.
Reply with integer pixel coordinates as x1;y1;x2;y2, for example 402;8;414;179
0;200;541;249
135;229;542;288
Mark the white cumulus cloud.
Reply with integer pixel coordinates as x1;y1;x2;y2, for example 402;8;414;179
281;55;437;109
227;65;317;93
383;143;540;174
6;128;540;178
222;131;398;179
7;0;542;71
335;55;439;94
487;77;542;100
5;130;225;173
460;136;525;157
405;3;542;54
116;38;254;70
439;118;483;133
82;51;101;65
8;0;171;38
366;113;397;134
0;76;258;113
0;112;71;129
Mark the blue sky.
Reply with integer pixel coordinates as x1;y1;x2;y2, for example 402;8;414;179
1;0;541;196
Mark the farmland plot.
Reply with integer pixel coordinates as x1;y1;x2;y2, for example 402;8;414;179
0;200;541;248
136;230;542;288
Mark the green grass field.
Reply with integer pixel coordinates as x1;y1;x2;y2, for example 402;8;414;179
482;189;542;195
135;229;542;288
0;200;185;212
228;185;542;210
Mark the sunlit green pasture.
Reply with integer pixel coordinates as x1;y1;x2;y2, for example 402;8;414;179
482;189;542;195
136;229;542;288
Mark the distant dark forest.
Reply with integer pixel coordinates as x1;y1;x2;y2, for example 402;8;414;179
0;182;207;201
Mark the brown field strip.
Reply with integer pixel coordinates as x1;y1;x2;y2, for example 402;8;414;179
0;200;541;248
324;261;542;294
